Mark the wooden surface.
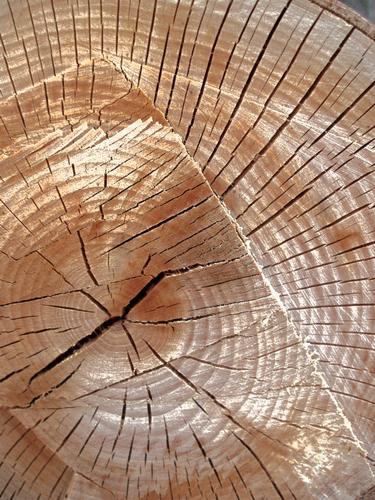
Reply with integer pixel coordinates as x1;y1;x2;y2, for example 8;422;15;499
0;0;374;498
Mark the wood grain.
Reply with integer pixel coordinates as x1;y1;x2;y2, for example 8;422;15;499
0;0;374;498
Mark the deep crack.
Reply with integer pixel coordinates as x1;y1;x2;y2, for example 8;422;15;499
28;259;238;386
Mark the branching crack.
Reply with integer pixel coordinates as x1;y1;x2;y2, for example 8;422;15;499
27;259;238;388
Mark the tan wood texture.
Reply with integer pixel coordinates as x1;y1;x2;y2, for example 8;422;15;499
0;0;374;498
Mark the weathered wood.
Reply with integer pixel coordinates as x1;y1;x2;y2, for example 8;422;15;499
0;0;374;498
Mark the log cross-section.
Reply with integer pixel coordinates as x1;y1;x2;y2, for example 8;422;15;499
0;0;374;498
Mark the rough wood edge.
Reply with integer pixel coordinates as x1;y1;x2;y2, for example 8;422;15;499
311;0;375;39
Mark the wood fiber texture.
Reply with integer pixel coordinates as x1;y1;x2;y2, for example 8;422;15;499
0;0;374;499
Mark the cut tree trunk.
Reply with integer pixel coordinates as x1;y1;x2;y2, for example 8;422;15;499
0;0;374;498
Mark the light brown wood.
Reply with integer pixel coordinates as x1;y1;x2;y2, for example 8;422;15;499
0;0;374;498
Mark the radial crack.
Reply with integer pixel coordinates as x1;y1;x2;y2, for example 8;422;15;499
27;260;233;385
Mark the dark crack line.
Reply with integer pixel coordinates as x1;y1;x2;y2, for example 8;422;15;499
78;230;99;286
16;362;82;409
145;340;285;498
28;316;120;384
27;261;228;387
